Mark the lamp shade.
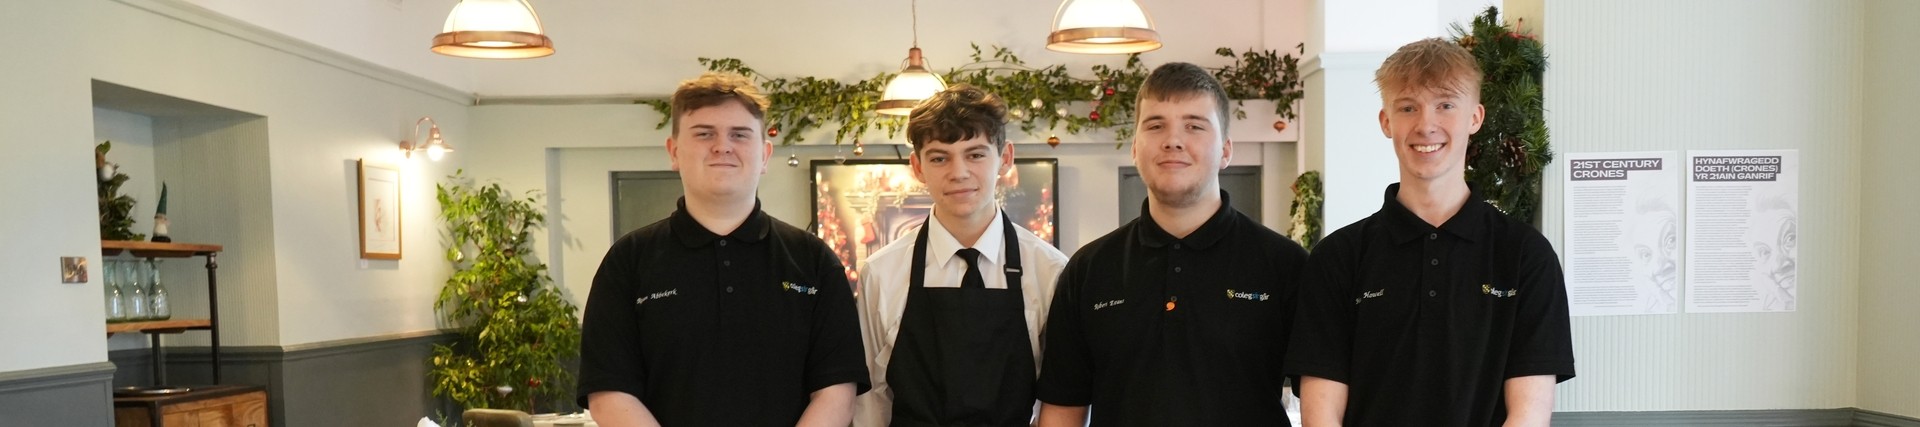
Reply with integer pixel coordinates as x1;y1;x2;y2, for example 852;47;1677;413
1046;0;1161;54
432;0;554;59
875;47;947;116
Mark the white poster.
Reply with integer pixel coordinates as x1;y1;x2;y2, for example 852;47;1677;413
1685;150;1799;313
1563;152;1682;316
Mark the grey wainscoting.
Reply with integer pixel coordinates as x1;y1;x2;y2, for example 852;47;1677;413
0;362;116;426
110;331;456;427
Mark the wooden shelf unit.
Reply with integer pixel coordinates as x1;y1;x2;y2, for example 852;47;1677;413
113;384;267;427
101;240;228;386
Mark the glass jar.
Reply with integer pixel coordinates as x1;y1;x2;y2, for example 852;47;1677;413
147;259;171;320
104;260;126;322
123;259;149;321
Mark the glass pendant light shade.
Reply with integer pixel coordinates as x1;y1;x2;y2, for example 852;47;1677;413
432;0;554;59
1046;0;1162;54
876;47;947;116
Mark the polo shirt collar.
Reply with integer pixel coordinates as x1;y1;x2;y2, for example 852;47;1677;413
1137;190;1236;250
924;209;1007;269
670;197;772;248
1379;183;1492;244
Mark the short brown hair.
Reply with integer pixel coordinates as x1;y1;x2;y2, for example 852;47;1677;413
669;72;771;135
1138;62;1232;134
1375;38;1483;100
906;84;1008;152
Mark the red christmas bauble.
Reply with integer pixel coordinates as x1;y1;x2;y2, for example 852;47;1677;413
767;127;779;137
1089;111;1102;121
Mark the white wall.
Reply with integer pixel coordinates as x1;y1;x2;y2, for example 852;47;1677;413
1858;0;1920;418
1541;0;1862;411
0;0;473;374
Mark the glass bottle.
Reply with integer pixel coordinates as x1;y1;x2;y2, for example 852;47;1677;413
124;259;149;321
147;259;171;320
104;260;126;322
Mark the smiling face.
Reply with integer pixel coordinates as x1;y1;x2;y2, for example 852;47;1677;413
911;135;1013;226
1379;86;1483;184
1133;93;1231;208
667;100;772;201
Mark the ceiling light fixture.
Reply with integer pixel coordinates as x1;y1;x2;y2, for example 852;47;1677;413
875;0;947;116
401;117;454;161
1045;0;1162;54
432;0;554;59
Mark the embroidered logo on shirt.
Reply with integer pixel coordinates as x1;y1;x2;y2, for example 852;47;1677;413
1354;289;1386;305
635;288;679;305
780;281;819;295
1093;299;1125;310
1226;289;1271;301
1482;284;1518;298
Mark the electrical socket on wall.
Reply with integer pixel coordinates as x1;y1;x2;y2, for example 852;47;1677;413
61;256;88;284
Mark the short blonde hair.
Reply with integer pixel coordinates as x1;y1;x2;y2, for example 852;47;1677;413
669;72;771;135
1375;38;1482;100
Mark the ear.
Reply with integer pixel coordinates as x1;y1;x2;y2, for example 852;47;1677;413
908;150;928;184
1470;103;1486;134
999;143;1016;177
759;139;773;175
1219;137;1234;169
665;137;681;171
1378;109;1391;139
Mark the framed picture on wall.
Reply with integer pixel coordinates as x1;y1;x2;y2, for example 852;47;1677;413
808;158;1057;294
357;159;402;260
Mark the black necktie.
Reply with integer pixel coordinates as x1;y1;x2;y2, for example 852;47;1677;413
956;248;985;289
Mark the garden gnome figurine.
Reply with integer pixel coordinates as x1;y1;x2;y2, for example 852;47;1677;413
151;183;172;243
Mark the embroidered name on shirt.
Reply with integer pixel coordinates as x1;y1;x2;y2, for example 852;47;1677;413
1354;289;1386;305
781;281;819;295
1226;289;1271;301
1482;284;1518;298
636;288;679;305
1093;299;1125;310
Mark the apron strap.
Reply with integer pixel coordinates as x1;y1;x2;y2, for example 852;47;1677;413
910;211;1023;290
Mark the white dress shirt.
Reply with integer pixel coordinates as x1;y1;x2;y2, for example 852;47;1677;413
852;211;1070;427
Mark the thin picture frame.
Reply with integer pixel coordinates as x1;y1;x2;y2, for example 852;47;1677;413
357;159;403;260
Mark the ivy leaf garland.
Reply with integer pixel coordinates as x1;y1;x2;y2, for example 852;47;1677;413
1453;6;1553;226
641;44;1307;147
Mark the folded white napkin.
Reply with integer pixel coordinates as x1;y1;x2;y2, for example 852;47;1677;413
417;416;440;427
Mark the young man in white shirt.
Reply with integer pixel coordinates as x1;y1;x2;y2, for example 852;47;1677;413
853;84;1070;426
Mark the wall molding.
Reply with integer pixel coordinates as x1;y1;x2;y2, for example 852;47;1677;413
109;0;475;106
1857;409;1920;427
1554;408;1920;427
0;362;116;426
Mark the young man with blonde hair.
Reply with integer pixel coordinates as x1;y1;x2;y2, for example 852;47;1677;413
578;72;868;427
1036;62;1309;426
1285;38;1576;427
853;84;1070;426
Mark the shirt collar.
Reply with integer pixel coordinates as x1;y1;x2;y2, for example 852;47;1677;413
670;197;772;248
925;210;1007;268
1137;190;1237;250
1378;183;1492;244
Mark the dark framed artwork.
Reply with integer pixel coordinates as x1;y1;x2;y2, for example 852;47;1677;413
809;159;1058;293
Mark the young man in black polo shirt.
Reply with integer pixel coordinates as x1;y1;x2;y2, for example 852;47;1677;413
853;84;1070;426
1285;39;1576;427
1036;63;1310;426
577;72;869;427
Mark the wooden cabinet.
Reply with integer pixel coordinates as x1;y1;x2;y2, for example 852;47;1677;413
114;385;267;427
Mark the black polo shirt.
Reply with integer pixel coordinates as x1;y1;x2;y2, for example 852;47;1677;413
1038;191;1308;426
576;199;869;426
1285;184;1575;427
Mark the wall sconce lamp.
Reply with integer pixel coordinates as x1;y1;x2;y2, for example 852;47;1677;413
401;117;453;161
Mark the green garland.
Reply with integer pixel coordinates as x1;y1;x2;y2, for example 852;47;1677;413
1288;170;1323;250
1453;6;1553;225
641;44;1306;146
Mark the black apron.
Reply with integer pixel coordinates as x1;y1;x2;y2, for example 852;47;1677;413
886;214;1035;427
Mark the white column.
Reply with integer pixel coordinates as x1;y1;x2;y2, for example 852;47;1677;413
1302;0;1499;231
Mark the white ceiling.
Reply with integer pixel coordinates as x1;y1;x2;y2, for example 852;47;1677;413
183;0;1310;98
